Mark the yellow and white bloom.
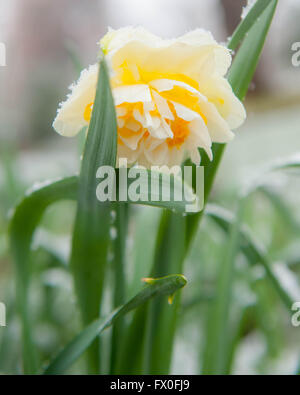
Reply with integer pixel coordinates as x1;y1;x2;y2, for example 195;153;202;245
53;27;246;167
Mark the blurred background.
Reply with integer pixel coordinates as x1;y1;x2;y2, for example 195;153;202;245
0;0;300;374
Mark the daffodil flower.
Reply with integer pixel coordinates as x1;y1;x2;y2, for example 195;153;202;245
53;27;246;167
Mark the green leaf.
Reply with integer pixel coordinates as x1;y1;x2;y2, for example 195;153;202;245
128;207;161;299
204;198;298;374
42;274;187;375
228;0;278;101
109;203;128;374
141;0;279;374
143;211;186;374
202;200;246;375
270;155;300;171
206;204;294;310
186;0;278;248
9;165;196;373
69;54;117;373
228;0;274;51
10;0;279;373
116;211;186;374
9;176;78;374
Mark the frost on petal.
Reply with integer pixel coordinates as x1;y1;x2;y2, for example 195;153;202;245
53;27;246;168
53;64;98;137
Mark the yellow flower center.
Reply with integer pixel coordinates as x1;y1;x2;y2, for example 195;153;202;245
84;102;93;121
166;117;190;149
83;62;211;150
166;103;190;149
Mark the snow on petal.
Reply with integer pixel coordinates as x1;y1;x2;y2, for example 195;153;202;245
53;27;246;168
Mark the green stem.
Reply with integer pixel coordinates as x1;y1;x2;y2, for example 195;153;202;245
202;199;246;374
143;212;186;374
70;57;117;374
110;203;128;374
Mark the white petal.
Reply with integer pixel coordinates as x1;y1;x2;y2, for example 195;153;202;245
150;79;206;101
188;118;212;158
197;77;246;130
120;132;143;150
126;119;141;132
117;143;140;164
152;90;174;120
171;101;200;122
144;142;169;166
105;29;231;86
166;147;185;167
225;97;247;129
117;118;125;128
133;108;145;124
190;148;201;165
113;84;152;106
53;64;98;137
200;100;235;143
161;118;174;138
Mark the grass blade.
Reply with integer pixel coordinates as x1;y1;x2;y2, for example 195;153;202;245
141;0;279;374
109;203;128;374
228;0;274;51
116;211;186;374
69;54;117;373
202;200;245;374
9;167;192;374
9;177;77;373
144;212;186;374
43;274;187;375
228;0;278;101
186;0;278;248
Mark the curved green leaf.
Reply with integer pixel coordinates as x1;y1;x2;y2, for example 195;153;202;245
9;177;78;374
143;211;186;374
228;0;278;101
43;274;187;375
109;202;128;374
69;54;117;373
202;200;246;375
141;0;279;375
9;166;198;373
186;0;278;248
228;0;274;51
270;155;300;171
